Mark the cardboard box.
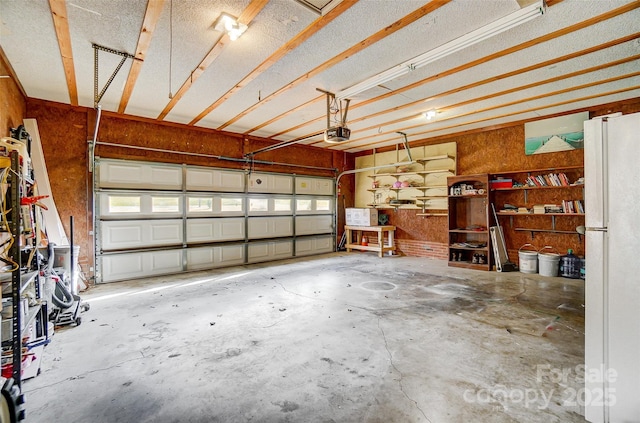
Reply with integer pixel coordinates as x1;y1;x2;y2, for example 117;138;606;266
346;208;378;226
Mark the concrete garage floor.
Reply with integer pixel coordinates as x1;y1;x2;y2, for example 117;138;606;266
23;253;586;423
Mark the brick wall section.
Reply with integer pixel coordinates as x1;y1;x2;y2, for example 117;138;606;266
395;239;448;260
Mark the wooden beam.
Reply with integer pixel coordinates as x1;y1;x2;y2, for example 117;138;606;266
283;6;640;146
0;45;27;98
339;54;640;139
48;0;78;105
157;0;268;121
335;83;640;151
351;1;640;112
189;0;359;126
246;95;325;136
118;0;166;114
213;0;452;130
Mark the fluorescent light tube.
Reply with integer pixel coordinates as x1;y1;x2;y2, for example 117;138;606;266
336;1;544;100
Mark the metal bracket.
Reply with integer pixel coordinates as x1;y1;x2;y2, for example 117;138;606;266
93;43;136;107
396;131;412;162
317;89;350;129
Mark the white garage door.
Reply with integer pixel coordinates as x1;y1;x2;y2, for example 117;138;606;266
95;158;335;283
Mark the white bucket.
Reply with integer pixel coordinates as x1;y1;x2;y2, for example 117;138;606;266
538;246;560;277
519;244;538;274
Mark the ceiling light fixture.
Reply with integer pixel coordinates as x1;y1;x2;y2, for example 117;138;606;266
424;110;436;120
214;12;248;41
336;1;544;100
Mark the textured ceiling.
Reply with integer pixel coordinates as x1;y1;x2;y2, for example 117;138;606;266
1;0;639;153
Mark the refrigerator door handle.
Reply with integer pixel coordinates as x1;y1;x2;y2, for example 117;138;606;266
585;227;608;232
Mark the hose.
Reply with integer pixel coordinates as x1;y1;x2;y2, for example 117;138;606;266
52;278;75;309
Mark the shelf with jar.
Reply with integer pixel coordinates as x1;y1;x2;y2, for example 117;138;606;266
490;166;584;238
366;154;456;212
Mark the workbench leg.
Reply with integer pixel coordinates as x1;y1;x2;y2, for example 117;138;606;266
378;231;383;257
346;228;352;252
388;229;395;256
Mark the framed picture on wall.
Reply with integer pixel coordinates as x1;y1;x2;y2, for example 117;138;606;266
524;111;589;155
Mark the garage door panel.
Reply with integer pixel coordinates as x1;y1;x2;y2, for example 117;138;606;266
186;221;215;242
219;218;245;239
100;249;183;283
248;172;293;194
248;216;293;239
296;177;334;195
295;215;333;235
296;235;334;256
97;158;335;283
186;245;245;270
101;220;182;250
186;218;245;243
151;250;183;271
151;223;183;243
247;240;293;263
220;245;244;263
186;168;244;192
98;159;182;190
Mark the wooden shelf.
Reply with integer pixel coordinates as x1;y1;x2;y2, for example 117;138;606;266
492;184;584;191
449;194;487;198
415;154;455;162
515;228;580;234
411;185;447;190
447;174;492;271
491;165;583;176
448;261;490;270
416;169;454;175
497;212;585;216
345;225;397;258
449;229;488;234
449;245;489;251
415;195;447;200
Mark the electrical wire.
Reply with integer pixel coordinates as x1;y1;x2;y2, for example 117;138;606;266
0;167;18;271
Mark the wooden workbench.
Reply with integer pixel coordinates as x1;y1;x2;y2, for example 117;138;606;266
345;225;396;257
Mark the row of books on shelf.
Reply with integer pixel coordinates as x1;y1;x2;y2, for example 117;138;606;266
561;199;585;214
499;201;584;214
524;172;579;187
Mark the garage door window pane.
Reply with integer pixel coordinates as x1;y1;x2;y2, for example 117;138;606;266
222;198;243;212
152;197;180;212
108;196;141;213
249;198;268;212
189;197;213;212
316;199;331;211
274;199;291;211
297;199;312;211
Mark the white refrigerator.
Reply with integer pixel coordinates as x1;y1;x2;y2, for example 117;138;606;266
584;112;640;423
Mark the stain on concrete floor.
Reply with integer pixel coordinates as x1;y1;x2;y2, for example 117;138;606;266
23;253;586;423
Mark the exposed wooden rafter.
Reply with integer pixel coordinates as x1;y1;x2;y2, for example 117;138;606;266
118;0;166;114
213;0;452;131
157;0;269;121
48;0;78;105
272;2;640;150
189;0;359;127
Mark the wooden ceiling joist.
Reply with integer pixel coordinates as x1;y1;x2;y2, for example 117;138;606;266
157;0;269;121
283;3;640;150
189;0;359;127
213;0;452;131
118;0;166;114
48;0;78;106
